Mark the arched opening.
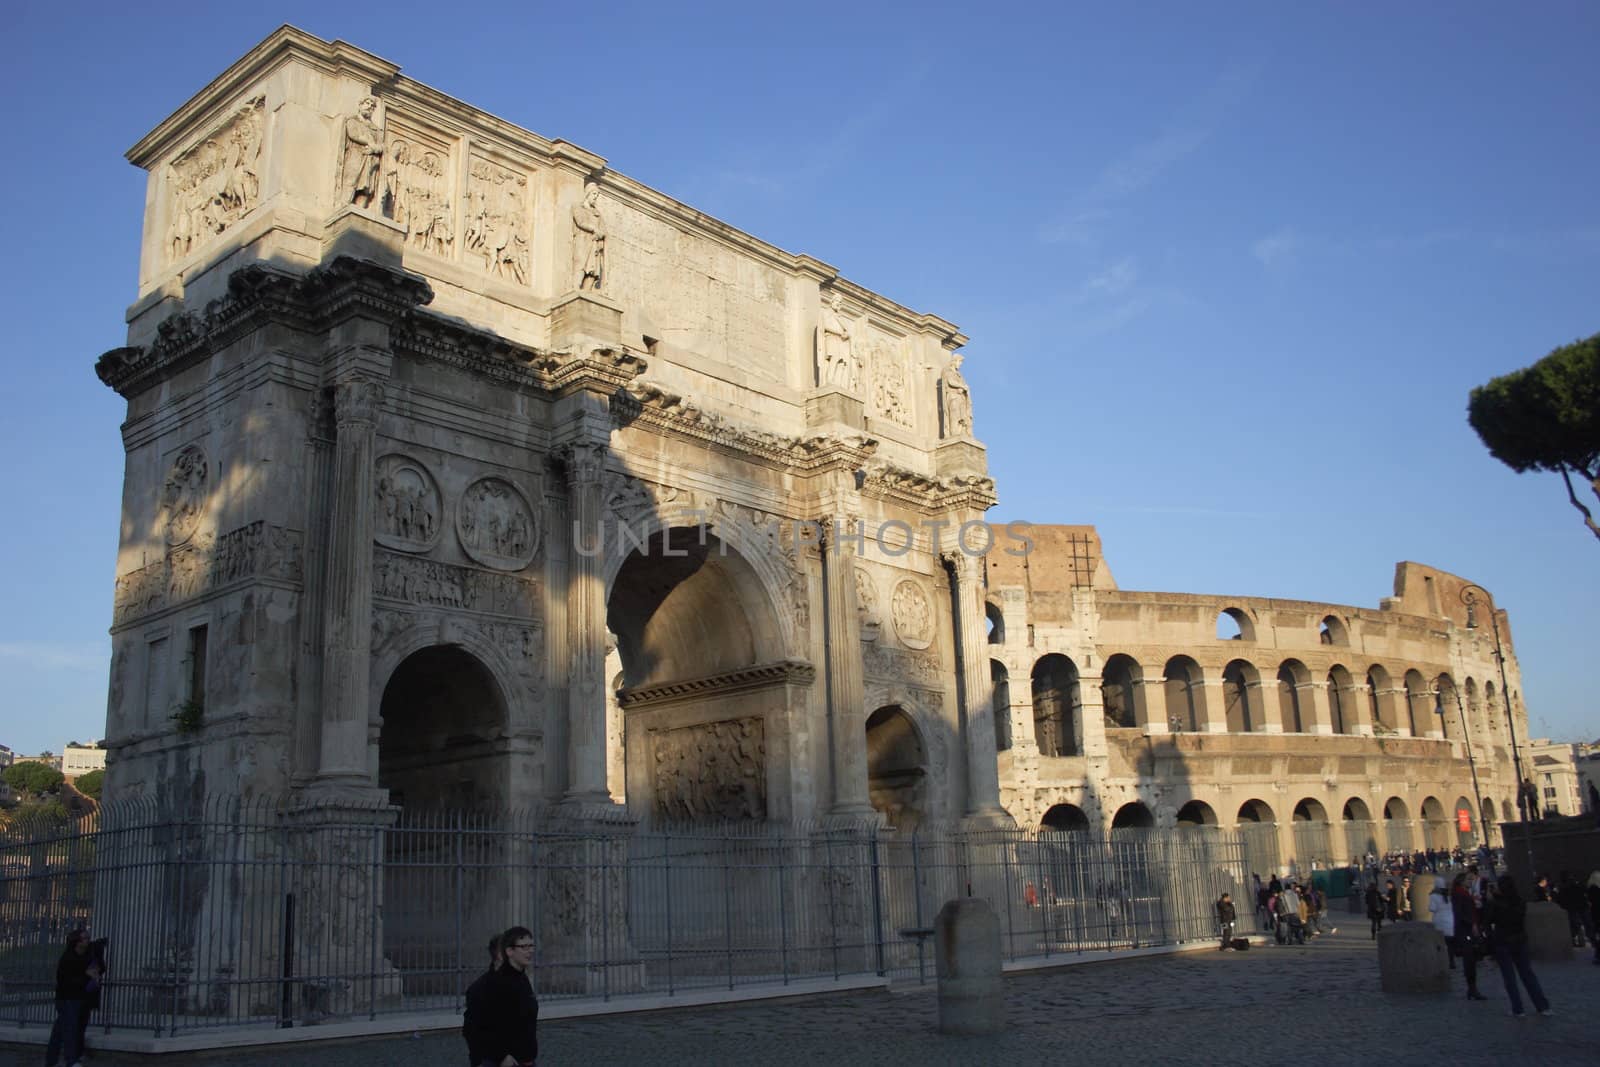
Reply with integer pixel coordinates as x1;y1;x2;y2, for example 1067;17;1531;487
1403;670;1429;737
1031;653;1082;757
1100;654;1142;729
1040;802;1089;833
984;600;1005;645
1481;797;1496;841
1433;674;1457;740
1326;665;1353;735
1278;660;1310;733
1237;799;1276;824
1111;802;1154;829
1484;681;1501;743
1499;798;1516;824
378;644;508;812
1420;795;1447;849
608;527;786;821
1383;796;1413;853
991;659;1011;752
1222;659;1260;733
1215;606;1255;641
1236;799;1279;876
1367;665;1397;734
1291;797;1331;870
1342;797;1377;862
1465;678;1484;741
1318;615;1348;646
865;705;927;830
1162;656;1202;732
1175;800;1218;827
1453;795;1476;849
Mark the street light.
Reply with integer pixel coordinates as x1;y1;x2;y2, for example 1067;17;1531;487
1435;683;1490;849
1458;584;1532;825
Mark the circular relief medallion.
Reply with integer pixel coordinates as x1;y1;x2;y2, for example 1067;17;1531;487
891;579;933;650
162;444;209;545
456;476;538;571
373;454;443;553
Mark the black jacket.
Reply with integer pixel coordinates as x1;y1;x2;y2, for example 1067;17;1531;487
1216;899;1236;923
54;948;91;1002
1484;892;1528;946
466;964;538;1064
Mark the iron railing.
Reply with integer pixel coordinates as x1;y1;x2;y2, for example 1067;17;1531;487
1;797;1249;1038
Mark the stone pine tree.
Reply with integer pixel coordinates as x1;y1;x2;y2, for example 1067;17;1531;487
1468;333;1600;543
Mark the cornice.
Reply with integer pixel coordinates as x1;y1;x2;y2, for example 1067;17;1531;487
860;462;997;512
617;381;878;474
618;660;816;710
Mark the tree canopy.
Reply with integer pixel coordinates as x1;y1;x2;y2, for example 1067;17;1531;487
1468;333;1600;542
74;769;105;800
3;761;64;796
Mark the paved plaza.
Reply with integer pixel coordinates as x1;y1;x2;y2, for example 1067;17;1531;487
8;926;1598;1066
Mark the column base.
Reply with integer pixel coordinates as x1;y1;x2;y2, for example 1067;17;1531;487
961;808;1017;831
823;805;885;830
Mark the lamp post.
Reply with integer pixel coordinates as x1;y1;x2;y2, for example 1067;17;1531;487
1438;683;1490;849
1459;583;1538;881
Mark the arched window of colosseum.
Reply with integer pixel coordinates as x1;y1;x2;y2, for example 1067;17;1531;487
378;644;509;813
1278;660;1310;732
1222;659;1260;732
1100;654;1142;729
1318;615;1349;646
1366;666;1398;733
1326;665;1353;734
1031;654;1082;758
1432;674;1458;740
1293;798;1328;822
865;705;927;830
1292;799;1331;868
1237;799;1275;824
1499;798;1516;823
1382;796;1413;853
1342;798;1378;860
985;600;1005;645
1453;795;1476;848
1403;670;1429;737
1162;656;1202;732
1484;681;1500;741
1420;796;1448;849
1480;797;1496;837
1464;678;1482;740
1111;801;1154;829
991;659;1011;752
1040;803;1089;832
1215;606;1255;641
1175;800;1217;827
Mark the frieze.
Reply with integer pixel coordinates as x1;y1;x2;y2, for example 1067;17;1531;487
374;454;443;552
373;548;538;618
651;717;767;822
456;476;538;571
383;126;454;256
463;155;531;286
619;660;815;710
861;642;942;684
112;521;304;626
601;469;679;521
166;96;264;263
891;579;934;650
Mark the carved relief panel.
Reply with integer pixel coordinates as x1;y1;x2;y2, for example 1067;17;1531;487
865;333;914;429
166;96;265;263
162;444;209;546
373;454;443;552
855;565;881;640
456;477;538;571
462;154;531;285
651;717;767;822
891;579;934;650
382;125;455;257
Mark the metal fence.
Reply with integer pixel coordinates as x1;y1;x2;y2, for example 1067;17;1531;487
1;797;1249;1038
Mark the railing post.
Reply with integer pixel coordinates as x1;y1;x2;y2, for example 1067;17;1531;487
662;830;674;996
723;842;734;991
1001;830;1016;961
453;811;464;1002
910;826;926;985
368;818;380;1021
778;830;790;985
868;826;885;977
167;804;189;1037
602;830;612;1001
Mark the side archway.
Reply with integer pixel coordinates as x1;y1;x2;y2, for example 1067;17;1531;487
1222;659;1261;733
865;705;927;830
1040;802;1090;833
1111;801;1154;829
377;644;510;812
1032;653;1082;757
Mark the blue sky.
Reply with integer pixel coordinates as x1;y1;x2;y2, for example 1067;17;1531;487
2;2;1596;756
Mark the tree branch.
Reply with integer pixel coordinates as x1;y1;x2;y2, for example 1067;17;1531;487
1559;466;1600;542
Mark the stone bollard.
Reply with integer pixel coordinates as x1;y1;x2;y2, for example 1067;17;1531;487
935;897;1004;1035
1376;921;1450;994
1525;901;1573;963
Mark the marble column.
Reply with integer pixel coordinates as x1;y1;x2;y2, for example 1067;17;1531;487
946;551;1008;822
316;376;383;788
562;440;612;807
822;519;874;818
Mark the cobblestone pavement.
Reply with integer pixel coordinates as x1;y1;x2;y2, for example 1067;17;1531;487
9;927;1599;1065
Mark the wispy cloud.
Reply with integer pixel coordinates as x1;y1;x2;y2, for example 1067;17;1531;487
0;641;109;672
1251;226;1299;270
1039;63;1259;247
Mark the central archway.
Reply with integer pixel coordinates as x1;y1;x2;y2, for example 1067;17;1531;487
608;527;790;822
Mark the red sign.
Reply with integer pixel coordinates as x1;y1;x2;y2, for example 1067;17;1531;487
1457;809;1473;833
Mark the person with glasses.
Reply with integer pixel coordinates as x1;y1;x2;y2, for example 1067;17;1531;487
470;925;539;1067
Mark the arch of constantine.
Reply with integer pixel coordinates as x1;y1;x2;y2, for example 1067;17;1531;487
97;28;1526;875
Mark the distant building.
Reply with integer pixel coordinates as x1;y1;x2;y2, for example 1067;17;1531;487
1526;738;1583;817
12;752;62;772
61;742;107;779
1575;740;1600;814
0;745;12;768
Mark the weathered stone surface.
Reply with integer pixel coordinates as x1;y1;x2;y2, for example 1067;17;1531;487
935;897;1003;1035
1376;922;1449;994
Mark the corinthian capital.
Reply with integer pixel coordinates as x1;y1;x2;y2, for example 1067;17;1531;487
557;440;607;488
334;377;385;426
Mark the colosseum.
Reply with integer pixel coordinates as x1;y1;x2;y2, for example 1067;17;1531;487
95;28;1518;876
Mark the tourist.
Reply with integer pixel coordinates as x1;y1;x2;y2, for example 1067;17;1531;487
1384;879;1401;924
1555;871;1592;949
1429;876;1455;967
1253;874;1269;931
44;927;99;1067
1450;872;1488;1000
1397;877;1414;921
1531;874;1553;902
473;925;540;1066
1216;892;1237;950
1366;879;1385;939
463;934;504;1066
1483;875;1552;1017
1277;882;1306;945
